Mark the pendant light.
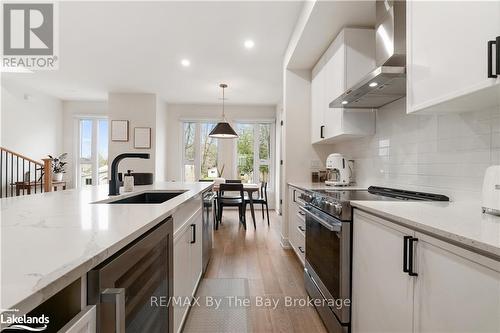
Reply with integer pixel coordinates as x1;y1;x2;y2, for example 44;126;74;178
208;83;238;139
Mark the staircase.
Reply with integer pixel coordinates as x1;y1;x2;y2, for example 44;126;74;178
0;147;53;198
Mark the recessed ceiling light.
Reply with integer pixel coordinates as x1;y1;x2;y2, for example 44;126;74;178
181;59;190;67
369;82;378;87
244;40;255;49
342;101;348;105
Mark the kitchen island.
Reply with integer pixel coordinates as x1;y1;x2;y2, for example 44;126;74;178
0;181;212;324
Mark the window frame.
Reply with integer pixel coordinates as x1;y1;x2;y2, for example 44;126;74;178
75;115;108;188
233;120;275;190
180;120;221;182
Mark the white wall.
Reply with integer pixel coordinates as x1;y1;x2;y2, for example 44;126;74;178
330;98;500;201
1;80;63;160
108;93;157;177
155;100;168;182
62;101;107;188
280;68;335;246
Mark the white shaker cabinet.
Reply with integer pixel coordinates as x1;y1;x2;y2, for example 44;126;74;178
414;233;500;333
287;186;306;265
311;28;376;144
311;67;326;144
407;1;500;113
352;209;500;333
352;210;415;333
173;208;203;333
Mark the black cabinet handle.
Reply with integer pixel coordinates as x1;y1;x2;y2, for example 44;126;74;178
403;236;411;273
496;36;500;75
408;237;418;276
488;40;498;78
298;246;305;254
190;224;196;244
298;225;305;232
320;125;325;139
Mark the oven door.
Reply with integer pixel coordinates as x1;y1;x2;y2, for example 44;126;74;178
302;205;351;324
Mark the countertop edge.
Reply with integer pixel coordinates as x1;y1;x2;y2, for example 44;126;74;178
351;202;500;261
5;183;212;316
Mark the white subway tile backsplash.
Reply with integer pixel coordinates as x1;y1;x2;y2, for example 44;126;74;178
332;98;500;201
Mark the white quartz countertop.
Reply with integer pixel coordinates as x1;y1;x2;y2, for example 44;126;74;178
1;182;212;315
351;200;500;259
288;182;367;191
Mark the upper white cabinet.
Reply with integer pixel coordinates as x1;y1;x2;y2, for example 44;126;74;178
311;28;376;144
311;67;325;143
407;1;500;114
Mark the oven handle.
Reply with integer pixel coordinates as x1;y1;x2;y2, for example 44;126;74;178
299;206;341;232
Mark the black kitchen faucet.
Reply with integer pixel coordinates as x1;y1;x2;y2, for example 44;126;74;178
109;153;150;195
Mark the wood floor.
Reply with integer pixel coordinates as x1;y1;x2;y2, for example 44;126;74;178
202;209;327;333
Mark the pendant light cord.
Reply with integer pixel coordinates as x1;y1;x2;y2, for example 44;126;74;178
222;85;225;119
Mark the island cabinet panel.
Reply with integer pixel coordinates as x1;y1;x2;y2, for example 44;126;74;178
351;210;415;333
413;233;500;333
58;305;96;333
352;209;500;333
173;207;203;333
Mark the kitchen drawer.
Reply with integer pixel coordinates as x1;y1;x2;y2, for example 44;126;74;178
57;305;96;333
293;224;305;265
296;209;306;231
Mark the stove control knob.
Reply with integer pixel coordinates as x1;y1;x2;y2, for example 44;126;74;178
334;204;342;216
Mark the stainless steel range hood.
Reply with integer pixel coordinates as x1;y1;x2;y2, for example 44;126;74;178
330;0;406;109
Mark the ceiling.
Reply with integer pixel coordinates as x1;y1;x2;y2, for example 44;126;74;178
2;1;303;104
287;0;376;69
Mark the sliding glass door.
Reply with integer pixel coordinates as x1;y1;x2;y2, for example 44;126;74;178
77;118;108;187
235;122;273;186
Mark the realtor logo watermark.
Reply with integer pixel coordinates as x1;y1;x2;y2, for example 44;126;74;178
0;309;48;331
2;2;59;70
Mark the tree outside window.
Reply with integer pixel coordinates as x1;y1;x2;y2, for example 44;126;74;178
182;122;219;181
236;123;272;185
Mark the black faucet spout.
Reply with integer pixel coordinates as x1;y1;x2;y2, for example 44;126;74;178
109;153;150;196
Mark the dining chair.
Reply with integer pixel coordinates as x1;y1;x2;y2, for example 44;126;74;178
217;183;247;229
244;181;270;226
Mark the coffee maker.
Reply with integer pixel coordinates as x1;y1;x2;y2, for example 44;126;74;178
325;153;351;186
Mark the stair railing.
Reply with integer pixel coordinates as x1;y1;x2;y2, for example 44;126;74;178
0;147;53;198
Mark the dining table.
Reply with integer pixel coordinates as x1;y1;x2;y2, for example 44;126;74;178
212;182;260;225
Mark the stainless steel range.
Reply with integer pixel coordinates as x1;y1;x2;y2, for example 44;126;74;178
300;186;449;333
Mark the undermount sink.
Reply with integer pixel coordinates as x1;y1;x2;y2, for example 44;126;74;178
103;191;186;204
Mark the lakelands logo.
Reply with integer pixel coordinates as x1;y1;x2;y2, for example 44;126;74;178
0;309;49;331
1;2;59;70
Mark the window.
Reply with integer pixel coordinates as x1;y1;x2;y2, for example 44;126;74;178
236;122;273;186
77;118;108;187
182;122;219;181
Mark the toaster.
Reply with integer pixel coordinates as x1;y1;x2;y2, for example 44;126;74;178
482;165;500;215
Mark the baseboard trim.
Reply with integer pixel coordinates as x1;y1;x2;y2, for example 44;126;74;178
280;234;291;249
